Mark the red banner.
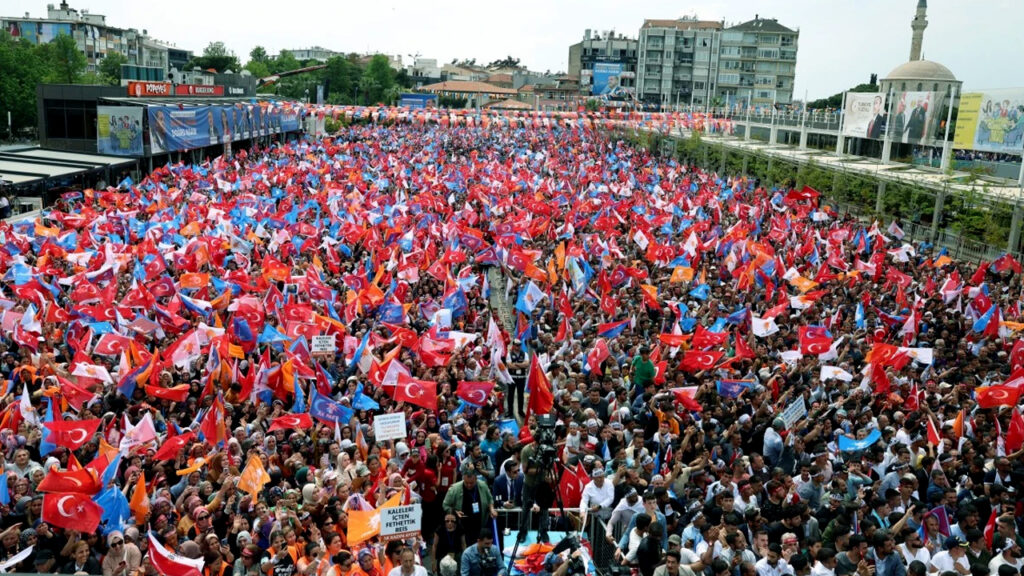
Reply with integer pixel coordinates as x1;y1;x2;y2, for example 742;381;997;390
127;81;172;97
174;84;225;96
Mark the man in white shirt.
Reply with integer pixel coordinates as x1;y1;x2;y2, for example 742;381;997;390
989;535;1024;575
811;548;838;576
580;467;615;521
928;537;970;575
897;528;931;566
606;488;643;545
755;544;791;576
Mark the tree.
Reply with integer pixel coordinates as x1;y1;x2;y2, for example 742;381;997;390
244;59;270;80
184;41;240;73
487;55;521;69
324;55;363;104
807;76;879;110
48;33;86;84
270;49;300;75
361;54;395;105
0;32;54;135
249;45;269;64
98;52;127;85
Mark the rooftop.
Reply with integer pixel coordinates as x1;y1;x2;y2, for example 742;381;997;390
418;81;517;95
884;59;958;82
641;18;723;31
727;17;796;33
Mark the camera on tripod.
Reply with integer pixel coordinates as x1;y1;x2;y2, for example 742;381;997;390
478;547;499;576
529;414;560;472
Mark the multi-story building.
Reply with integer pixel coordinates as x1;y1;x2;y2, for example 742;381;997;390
636;17;724;110
636;15;798;110
289;46;338;63
567;30;638;97
717;17;798;108
1;1;191;76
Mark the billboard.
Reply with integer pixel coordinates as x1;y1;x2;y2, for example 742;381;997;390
148;104;304;153
173;84;225;97
148;107;211;153
593;62;625;96
887;91;937;145
954;89;1024;153
399;93;438;109
842;92;887;139
97;106;144;156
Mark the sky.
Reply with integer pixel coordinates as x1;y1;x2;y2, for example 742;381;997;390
7;0;1023;99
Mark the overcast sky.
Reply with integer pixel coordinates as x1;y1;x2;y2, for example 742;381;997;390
7;0;1022;99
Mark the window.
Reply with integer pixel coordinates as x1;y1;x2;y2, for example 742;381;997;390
917;83;923;91
933;83;938;91
757;48;779;59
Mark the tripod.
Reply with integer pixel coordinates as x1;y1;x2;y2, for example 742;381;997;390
505;461;568;576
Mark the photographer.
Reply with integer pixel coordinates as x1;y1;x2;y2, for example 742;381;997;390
460;529;506;576
519;417;559;543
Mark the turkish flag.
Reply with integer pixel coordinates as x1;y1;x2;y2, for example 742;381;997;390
975;385;1022;409
1006;409;1024;453
268;413;313;432
395;373;438;411
148;533;204;576
526;354;554;417
658;333;692;347
44;418;101;450
93;333;132;356
36;467;102;494
456;381;494;406
146;384;191;403
926;416;942;447
56;376;97;412
734;331;755;360
799;326;833;355
586;339;611;374
867;342;900;365
691;325;728;350
679;350;724;373
147;276;177;298
670;387;704;412
557;461;584;508
70;281;102;304
42;492;102;533
152;431;196;461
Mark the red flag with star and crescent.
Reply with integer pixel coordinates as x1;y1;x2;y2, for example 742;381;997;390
42;492;102;533
395;373;438;411
526;354;554;417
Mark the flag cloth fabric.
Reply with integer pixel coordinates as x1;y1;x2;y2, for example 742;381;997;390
526;354;553;416
44;418;101;450
838;429;882;452
347;491;402;546
596;319;630;339
975;386;1022;409
42;492;102;533
129;471;149;525
148;533;204;576
237;454;271;498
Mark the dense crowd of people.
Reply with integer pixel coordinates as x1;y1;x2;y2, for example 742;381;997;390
0;112;1022;576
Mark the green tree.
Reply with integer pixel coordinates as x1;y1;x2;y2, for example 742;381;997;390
324;55;363;104
808;80;878;110
98;51;127;85
184;41;240;73
48;33;87;84
249;45;269;64
361;54;395;105
0;32;54;135
244;59;270;80
270;49;300;75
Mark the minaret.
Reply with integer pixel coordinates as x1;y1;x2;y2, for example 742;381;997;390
910;0;928;61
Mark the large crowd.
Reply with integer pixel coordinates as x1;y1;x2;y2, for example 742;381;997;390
0;113;1022;576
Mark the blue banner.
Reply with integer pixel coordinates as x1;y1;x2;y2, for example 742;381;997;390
838;429;882;452
593;62;624;96
148;106;211;153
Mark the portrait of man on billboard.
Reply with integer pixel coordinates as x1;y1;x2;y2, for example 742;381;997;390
867;94;885;139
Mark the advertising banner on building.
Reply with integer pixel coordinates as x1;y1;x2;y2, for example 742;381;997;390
953;89;1024;153
593;62;625;96
97;106;144;156
841;92;887;139
148;106;211;153
887;91;937;145
173;84;225;97
128;81;173;97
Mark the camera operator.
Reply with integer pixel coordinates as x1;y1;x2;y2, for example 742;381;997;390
461;529;506;576
519;416;559;543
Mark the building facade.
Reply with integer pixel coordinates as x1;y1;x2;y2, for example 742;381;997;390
289;46;338;63
636;15;798;110
2;2;192;75
567;30;638;97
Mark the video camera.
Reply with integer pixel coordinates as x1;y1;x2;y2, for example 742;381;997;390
478;546;500;576
529;414;560;473
550;534;586;576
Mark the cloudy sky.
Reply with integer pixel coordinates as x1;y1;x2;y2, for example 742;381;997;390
7;0;1022;99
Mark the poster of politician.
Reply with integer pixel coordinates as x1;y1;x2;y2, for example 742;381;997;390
97;106;144;156
953;89;1024;154
842;93;887;139
887;91;936;145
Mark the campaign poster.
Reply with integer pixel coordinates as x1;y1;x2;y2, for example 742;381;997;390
953;89;1024;153
97;106;144;156
842;92;886;139
593;62;625;96
148;106;211;153
887;91;937;145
